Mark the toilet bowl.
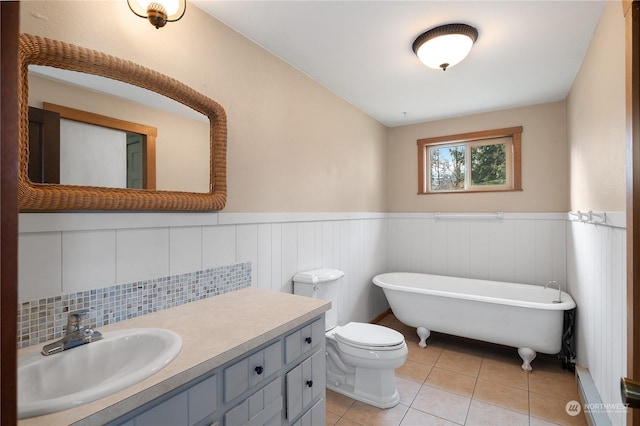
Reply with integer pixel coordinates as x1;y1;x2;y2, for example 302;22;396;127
293;269;408;409
326;322;407;408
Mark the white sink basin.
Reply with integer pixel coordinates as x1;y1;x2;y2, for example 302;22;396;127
18;328;182;419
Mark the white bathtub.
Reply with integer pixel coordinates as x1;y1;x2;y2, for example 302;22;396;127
372;272;576;371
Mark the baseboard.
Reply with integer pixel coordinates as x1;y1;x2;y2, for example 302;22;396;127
576;366;612;426
370;308;392;324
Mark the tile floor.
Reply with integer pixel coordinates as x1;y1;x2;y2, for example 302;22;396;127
326;314;587;426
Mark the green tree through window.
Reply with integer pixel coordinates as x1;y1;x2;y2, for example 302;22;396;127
471;143;506;186
417;126;522;194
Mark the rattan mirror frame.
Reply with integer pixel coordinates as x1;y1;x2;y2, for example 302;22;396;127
18;34;227;211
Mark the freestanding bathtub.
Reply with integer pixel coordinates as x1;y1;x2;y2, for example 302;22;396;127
372;272;576;371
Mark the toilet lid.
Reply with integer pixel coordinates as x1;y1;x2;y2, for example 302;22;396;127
334;322;405;347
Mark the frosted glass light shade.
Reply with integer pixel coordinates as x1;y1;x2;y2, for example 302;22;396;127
413;24;478;71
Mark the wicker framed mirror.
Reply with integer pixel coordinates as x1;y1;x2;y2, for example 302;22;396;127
18;34;227;211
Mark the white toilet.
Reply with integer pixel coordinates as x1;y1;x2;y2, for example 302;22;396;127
293;269;408;409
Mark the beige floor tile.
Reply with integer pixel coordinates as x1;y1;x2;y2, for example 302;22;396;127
478;357;529;390
326;411;341;426
342;400;409;426
406;340;443;365
529;372;580;401
388;319;419;340
425;367;477;397
435;349;482;377
530;416;562;426
400;408;459;426
481;342;520;359
472;378;529;414
397;359;433;384
411;384;472;425
530;357;576;381
326;389;355;416
424;331;454;347
335;417;366;426
465;399;529;426
444;339;487;358
377;312;396;327
530;392;588;425
396;376;422;406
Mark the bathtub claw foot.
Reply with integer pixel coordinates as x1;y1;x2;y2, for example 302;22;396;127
416;327;430;348
518;347;536;371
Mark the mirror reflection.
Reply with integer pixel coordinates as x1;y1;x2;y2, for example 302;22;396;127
28;66;211;194
18;34;227;211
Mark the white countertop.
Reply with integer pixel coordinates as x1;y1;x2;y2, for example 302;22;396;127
17;287;330;425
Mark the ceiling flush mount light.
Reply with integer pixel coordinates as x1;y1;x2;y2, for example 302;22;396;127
127;0;186;29
412;23;478;71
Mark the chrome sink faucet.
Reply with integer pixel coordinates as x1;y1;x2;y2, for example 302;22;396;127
544;280;563;304
41;309;103;356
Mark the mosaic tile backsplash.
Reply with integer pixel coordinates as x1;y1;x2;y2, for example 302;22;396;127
18;262;252;349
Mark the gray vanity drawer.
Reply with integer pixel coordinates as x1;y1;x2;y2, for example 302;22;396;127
130;392;188;426
284;318;324;363
285;350;325;421
224;341;282;403
224;377;282;426
291;399;325;426
123;374;218;426
188;374;218;425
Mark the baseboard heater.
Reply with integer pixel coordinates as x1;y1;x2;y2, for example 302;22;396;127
576;366;612;426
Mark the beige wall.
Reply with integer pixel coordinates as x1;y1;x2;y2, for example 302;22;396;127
567;0;626;212
387;101;569;212
20;1;388;212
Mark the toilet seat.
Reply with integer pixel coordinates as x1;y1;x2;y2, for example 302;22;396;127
334;322;406;351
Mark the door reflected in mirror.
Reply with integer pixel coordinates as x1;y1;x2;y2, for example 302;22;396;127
29;103;156;190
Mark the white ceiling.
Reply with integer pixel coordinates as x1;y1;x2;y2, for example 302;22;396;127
193;0;606;127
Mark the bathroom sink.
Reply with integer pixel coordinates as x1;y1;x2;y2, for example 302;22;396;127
18;328;182;419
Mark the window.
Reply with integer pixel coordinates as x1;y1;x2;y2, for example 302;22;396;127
417;126;522;194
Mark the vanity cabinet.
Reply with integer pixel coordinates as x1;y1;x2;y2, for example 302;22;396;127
224;341;282;403
285;350;325;421
110;316;325;426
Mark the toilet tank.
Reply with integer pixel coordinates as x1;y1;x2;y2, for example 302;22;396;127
293;269;344;331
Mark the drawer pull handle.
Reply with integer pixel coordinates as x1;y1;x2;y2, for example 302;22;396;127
254;365;264;375
305;337;312;344
306;380;313;388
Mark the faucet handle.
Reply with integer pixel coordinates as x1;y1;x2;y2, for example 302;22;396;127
67;309;89;331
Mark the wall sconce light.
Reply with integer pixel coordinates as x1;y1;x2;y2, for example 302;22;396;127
412;23;478;71
127;0;187;29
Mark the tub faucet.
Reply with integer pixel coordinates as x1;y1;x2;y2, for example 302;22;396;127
544;280;563;304
41;309;103;356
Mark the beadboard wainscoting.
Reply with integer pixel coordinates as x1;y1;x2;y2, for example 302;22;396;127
18;212;391;341
388;213;567;286
567;212;627;426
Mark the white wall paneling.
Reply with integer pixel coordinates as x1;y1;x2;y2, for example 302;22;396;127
18;231;62;301
116;228;170;284
566;214;626;425
19;211;574;326
388;213;567;286
19;213;391;326
202;225;236;269
63;229;116;293
169;226;202;276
